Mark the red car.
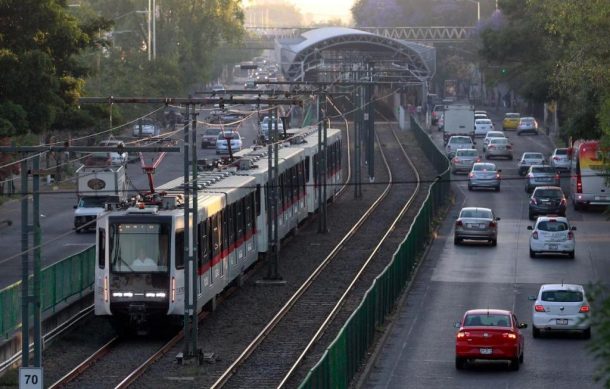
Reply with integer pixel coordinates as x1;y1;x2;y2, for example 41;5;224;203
455;309;527;370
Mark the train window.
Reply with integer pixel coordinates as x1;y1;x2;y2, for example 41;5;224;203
228;203;235;246
313;154;318;184
305;156;310;183
246;192;254;234
175;229;184;269
237;198;244;241
222;209;229;255
98;228;105;269
256;184;261;215
199;219;210;266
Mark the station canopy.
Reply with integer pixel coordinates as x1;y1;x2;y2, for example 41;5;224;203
276;27;436;85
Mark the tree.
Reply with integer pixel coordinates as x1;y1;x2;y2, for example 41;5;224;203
0;0;112;134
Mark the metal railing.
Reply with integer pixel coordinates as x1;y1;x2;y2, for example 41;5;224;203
0;246;95;339
299;116;450;388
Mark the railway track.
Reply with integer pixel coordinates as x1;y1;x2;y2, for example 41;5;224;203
209;123;421;388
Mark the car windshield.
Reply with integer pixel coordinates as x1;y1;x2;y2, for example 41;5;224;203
464;314;511;327
524;153;543;159
541;290;583;302
537;220;568;231
535;189;563;198
490;138;508;144
460;209;492;218
531;166;556;174
205;128;221;136
457;149;478;157
473;164;496;171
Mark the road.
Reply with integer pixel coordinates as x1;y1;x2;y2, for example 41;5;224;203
0;100;264;289
363;111;608;388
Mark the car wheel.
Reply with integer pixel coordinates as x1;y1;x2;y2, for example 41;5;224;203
468;185;473;191
533;326;541;338
529;248;536;258
454;237;461;245
519;351;524;364
495;186;501;192
568;250;575;259
455;357;466;370
583;328;591;339
491;238;497;246
573;199;583;211
511;357;520;371
509;155;513;160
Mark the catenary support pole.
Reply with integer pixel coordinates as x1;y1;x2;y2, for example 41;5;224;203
20;157;29;367
32;154;42;366
189;109;199;358
183;104;192;357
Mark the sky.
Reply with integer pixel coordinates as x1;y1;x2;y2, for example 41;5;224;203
287;0;355;23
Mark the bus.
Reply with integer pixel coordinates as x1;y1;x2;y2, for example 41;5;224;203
569;140;610;210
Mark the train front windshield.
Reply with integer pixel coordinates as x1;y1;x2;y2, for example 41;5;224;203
109;222;170;273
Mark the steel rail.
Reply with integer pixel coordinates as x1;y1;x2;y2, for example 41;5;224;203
210;123;398;389
277;125;421;387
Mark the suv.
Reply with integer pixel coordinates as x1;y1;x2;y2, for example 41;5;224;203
445;136;474;159
518;152;546;176
132;118;160;137
550;148;570;171
525;165;560;193
527;216;576;258
528;186;567;220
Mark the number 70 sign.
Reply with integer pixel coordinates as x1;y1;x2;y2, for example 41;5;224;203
19;367;43;389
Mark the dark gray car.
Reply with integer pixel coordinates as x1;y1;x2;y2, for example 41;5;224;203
454;207;500;246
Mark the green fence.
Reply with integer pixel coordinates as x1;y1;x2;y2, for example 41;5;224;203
0;246;95;339
299;116;450;388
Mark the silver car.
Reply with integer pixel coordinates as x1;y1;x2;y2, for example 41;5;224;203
550;148;570;171
216;131;243;154
451;149;481;174
485;137;513;160
454;207;500;246
525;165;560;193
518;152;546;176
517;116;539;135
468;162;501;191
482;131;506;152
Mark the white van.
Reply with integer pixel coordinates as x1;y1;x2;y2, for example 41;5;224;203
569;140;610;210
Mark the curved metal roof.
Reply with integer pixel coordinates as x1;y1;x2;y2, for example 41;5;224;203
276;27;435;83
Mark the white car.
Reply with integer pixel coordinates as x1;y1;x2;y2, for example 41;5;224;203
474;119;494;137
132;118;160;137
216;131;243;154
527;216;575;258
482;131;506;151
98;139;128;165
518;152;546;176
550;147;571;171
474;110;487;116
530;283;590;338
445;136;474;159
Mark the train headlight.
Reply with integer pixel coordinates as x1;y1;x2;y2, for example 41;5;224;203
145;293;156;298
171;277;176;303
104;276;109;303
155;292;166;298
112;292;123;297
123;292;134;298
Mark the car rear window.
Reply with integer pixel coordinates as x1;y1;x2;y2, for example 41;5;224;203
537;220;568;231
531;166;556;173
524;153;543;159
450;137;471;143
506;113;519;119
491;138;508;144
457;149;478;157
464;314;511;327
541;290;583;302
475;119;491;124
461;209;492;218
473;164;496;171
535;189;563;198
555;149;568;155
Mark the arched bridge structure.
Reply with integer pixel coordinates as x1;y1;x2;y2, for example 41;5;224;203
276;27;436;85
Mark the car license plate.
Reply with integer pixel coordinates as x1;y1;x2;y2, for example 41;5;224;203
556;319;568;325
595;196;607;200
547;244;558;250
497;147;505;150
480;348;493;355
478;223;487;229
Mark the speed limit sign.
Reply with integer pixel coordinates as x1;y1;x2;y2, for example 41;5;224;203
19;367;43;389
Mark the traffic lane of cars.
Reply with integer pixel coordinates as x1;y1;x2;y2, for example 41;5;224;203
363;126;602;387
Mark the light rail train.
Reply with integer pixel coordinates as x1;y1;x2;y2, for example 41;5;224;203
94;128;343;332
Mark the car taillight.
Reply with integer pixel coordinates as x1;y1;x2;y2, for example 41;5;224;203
568;231;574;240
469;172;474;178
456;220;463;227
489;145;496;149
454;157;460;163
560;198;567;206
502;332;517;339
553;156;560;160
476;158;481;162
457;331;470;339
555;174;560;180
534;305;546;312
507;145;512;149
579;305;590;313
532;231;539;239
527;173;533;178
530;198;537;205
577;175;582;193
496;173;501;180
489;221;496;228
